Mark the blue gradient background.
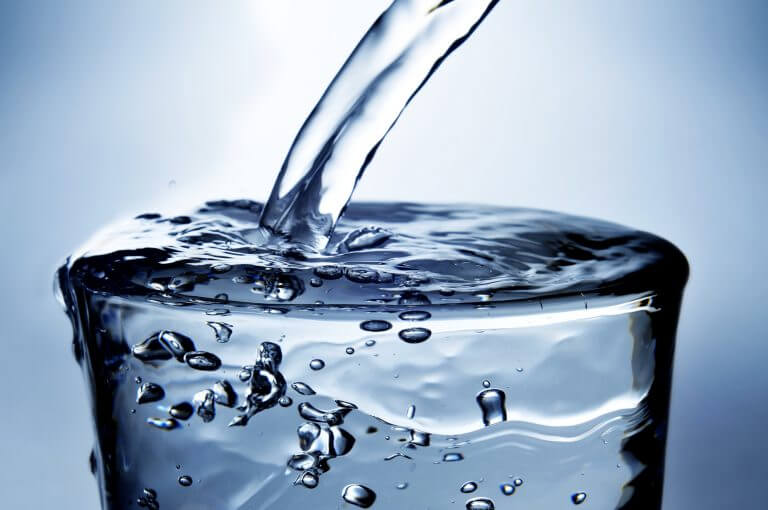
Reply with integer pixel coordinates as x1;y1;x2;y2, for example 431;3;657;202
1;1;766;509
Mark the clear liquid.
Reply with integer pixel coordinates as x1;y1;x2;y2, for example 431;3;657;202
57;202;688;510
259;0;499;249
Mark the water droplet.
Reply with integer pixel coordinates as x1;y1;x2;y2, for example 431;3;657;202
342;484;376;508
310;359;325;371
360;320;391;332
314;265;343;280
298;422;321;451
443;452;464;462
146;417;179;430
134;377;142;384
572;492;587;505
516;367;524;373
398;310;431;321
207;322;232;343
513;478;523;487
476;389;507;426
291;382;316;396
228;415;248;427
193;389;216;422
206;308;230;316
137;382;165;404
300;470;319;489
169;402;194;420
309;277;323;287
365;339;376;347
500;483;515;495
398;327;431;343
154;331;196;361
345;347;355;355
406;404;416;419
89;449;97;474
184;351;222;371
212;380;237;407
178;475;193;487
278;396;293;407
466;498;495;510
232;275;255;284
482;380;491;388
396;482;408;490
461;482;478;493
398;291;431;306
340;226;392;252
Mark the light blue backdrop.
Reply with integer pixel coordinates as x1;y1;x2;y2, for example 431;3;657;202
1;1;765;509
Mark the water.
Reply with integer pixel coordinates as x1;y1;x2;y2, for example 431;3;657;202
57;201;687;509
259;0;499;249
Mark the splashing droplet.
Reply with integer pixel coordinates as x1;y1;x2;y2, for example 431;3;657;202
278;396;293;407
360;320;391;332
396;482;408;490
342;484;377;508
365;339;376;347
178;476;193;487
300;470;319;489
399;327;431;343
482;380;491;388
461;482;478;493
310;359;325;371
193;389;216;423
345;347;355;355
406;404;416;419
157;330;196;361
443;452;464;462
513;478;523;487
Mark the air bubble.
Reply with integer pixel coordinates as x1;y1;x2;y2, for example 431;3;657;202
339;226;392;252
314;265;343;280
309;359;325;371
136;383;164;404
398;327;431;343
572;492;587;505
360;320;391;332
291;382;316;396
398;310;431;321
169;402;194;420
476;389;507;426
342;484;377;508
146;417;179;430
178;476;193;487
184;351;222;371
482;380;491;388
300;470;319;489
365;339;376;347
466;498;495;510
461;482;478;493
212;380;237;407
207;322;232;343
